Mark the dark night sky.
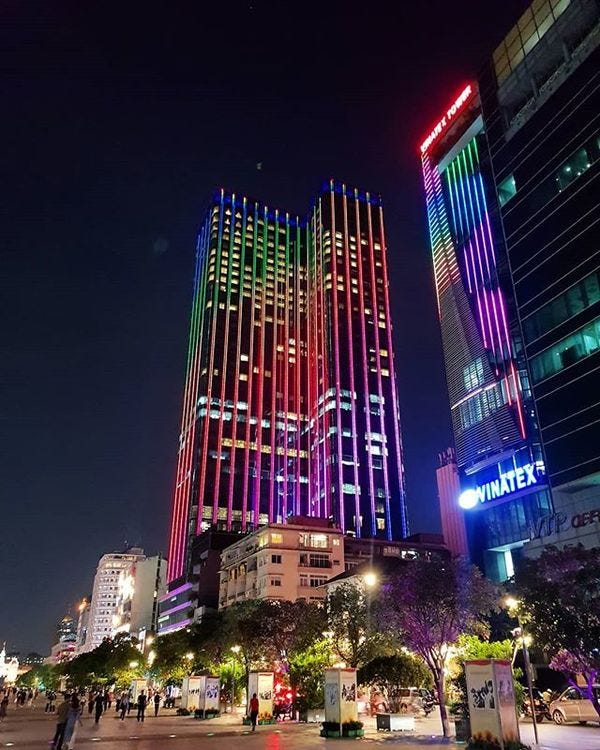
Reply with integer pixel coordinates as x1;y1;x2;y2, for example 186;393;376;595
1;0;527;653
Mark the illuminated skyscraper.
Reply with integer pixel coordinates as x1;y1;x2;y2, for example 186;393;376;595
167;181;407;587
419;84;552;580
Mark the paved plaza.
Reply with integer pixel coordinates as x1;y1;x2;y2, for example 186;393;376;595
0;702;597;749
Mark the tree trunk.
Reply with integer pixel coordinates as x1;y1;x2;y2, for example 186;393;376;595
585;671;600;720
435;672;450;738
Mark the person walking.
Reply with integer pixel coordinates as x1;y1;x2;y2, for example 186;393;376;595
63;696;82;750
249;693;259;732
136;692;147;723
0;694;9;723
119;691;129;721
153;693;160;717
52;694;70;749
93;693;104;726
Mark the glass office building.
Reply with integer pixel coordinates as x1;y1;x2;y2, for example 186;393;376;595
419;84;552;581
479;0;600;550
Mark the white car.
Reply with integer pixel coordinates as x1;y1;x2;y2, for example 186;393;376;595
549;686;600;725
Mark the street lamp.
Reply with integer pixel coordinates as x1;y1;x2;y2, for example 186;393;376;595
505;597;539;745
363;572;378;588
230;646;241;713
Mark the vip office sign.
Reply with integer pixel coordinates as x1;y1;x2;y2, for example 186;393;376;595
459;463;540;509
531;507;600;540
465;660;520;749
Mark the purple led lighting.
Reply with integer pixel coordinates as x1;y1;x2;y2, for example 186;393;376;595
160;600;193;618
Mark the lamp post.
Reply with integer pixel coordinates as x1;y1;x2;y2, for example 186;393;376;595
230;645;241;714
363;571;378;633
505;597;539;745
184;651;194;676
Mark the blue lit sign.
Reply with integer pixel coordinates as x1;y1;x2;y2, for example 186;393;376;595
458;462;542;509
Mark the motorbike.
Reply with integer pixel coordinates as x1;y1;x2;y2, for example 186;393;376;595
521;691;551;722
421;697;436;716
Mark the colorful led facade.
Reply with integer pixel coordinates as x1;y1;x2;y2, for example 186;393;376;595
167;181;407;584
420;86;551;581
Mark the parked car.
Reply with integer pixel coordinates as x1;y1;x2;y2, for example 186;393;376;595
549;686;600;725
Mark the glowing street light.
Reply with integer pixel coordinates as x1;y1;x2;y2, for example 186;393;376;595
129;660;139;669
363;572;378;588
185;652;194;661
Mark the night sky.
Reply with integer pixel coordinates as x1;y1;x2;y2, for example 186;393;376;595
2;0;528;653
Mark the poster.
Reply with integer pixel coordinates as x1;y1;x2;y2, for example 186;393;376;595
324;669;340;723
495;660;520;742
181;676;202;711
248;671;274;717
204;677;220;712
324;668;358;725
465;660;520;748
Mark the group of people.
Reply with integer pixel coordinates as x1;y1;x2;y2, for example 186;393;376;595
0;686;38;721
48;688;164;746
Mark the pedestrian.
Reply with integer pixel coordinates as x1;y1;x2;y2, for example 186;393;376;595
52;694;70;750
63;696;82;750
94;692;104;726
136;691;147;722
0;694;9;722
87;691;94;715
153;693;160;717
249;693;259;732
119;691;129;721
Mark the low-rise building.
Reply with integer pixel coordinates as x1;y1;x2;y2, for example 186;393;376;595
218;517;345;609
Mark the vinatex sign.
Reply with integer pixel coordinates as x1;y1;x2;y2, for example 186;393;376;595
459;462;542;509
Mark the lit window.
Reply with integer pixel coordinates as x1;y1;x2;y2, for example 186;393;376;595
497;174;517;207
271;533;283;544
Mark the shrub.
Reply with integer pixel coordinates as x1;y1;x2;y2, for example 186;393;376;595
467;732;530;750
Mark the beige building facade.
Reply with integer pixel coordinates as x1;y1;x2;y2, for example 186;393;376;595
218;517;345;609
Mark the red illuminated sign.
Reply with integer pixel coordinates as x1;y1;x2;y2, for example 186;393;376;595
420;84;474;154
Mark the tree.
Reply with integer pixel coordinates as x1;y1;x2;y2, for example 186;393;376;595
358;653;431;713
62;634;145;688
326;582;394;668
377;558;497;737
17;664;60;691
446;635;524;718
288;640;333;710
514;544;600;719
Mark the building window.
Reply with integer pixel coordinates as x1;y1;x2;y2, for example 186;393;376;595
463;358;484;391
299;553;331;569
271;554;282;564
497;174;517;207
522;269;600;343
555;145;593;192
270;579;282;587
271;533;283;544
309;577;328;588
530;316;600;382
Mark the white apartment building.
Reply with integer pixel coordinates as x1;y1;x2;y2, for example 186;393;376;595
83;548;146;651
218;517;345;609
113;554;167;638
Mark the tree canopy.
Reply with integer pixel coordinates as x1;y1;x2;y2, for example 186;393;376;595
515;544;600;717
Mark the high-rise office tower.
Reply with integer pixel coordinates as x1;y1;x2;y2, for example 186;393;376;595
479;0;600;553
167;181;407;588
419;83;552;580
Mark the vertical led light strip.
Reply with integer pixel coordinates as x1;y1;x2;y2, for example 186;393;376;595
167;223;209;581
227;196;248;528
198;190;225;528
328;184;346;534
377;201;408;538
353;190;376;537
444;138;526;439
341;187;362;535
241;201;259;530
421;153;461;316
